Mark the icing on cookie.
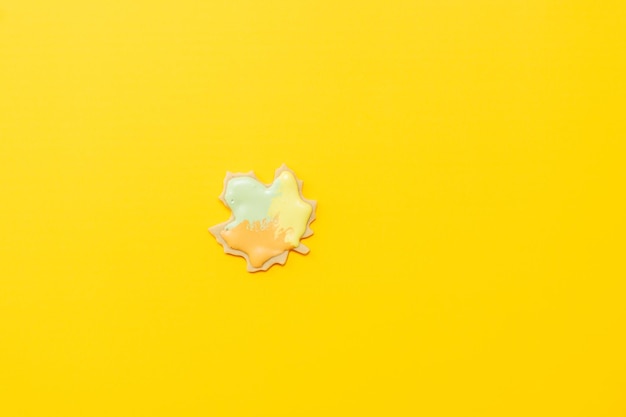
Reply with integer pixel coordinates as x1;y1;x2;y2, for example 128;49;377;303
221;220;292;268
218;170;313;268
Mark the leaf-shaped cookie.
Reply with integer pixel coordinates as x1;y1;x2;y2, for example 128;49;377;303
209;165;316;272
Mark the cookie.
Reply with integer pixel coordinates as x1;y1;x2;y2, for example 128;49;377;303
209;165;317;272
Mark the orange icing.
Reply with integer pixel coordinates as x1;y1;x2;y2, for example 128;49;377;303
220;219;294;268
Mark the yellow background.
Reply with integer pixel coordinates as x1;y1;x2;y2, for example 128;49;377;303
1;1;625;416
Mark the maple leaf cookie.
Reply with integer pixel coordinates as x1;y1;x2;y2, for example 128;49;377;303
209;165;316;272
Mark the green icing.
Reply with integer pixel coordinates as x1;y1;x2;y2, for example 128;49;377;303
224;177;281;230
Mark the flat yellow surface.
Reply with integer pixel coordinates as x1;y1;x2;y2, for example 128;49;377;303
1;1;625;416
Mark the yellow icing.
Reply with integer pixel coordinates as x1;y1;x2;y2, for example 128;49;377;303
267;171;313;246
